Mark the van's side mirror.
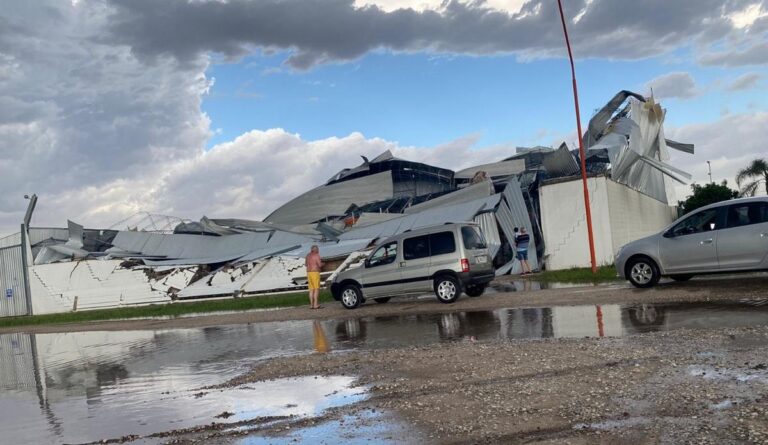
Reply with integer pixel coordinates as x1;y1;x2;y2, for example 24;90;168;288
364;258;371;268
662;230;675;239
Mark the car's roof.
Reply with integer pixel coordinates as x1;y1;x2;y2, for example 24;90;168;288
379;221;478;243
697;195;768;212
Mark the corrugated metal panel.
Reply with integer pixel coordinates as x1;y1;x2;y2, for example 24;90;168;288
454;159;526;180
474;212;501;259
0;245;29;317
499;178;539;272
542;145;580;178
28;228;69;246
265;170;394;225
404;180;493;214
0;332;37;390
287;238;374;259
0;233;21;249
340;194;501;243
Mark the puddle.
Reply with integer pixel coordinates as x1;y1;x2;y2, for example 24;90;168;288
487;279;624;293
236;410;414;445
1;298;766;443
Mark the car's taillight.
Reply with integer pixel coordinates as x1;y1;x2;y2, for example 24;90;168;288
460;258;470;272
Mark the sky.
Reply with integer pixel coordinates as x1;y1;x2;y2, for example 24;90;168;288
0;0;767;235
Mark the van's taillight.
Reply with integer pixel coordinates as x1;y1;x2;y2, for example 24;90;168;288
460;258;470;272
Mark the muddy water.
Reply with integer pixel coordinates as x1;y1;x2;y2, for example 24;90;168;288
1;299;766;443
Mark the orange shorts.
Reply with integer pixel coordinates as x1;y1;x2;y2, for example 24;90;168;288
307;272;321;290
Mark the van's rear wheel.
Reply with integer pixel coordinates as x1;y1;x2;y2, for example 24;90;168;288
374;297;391;304
465;284;487;297
340;284;363;309
627;257;660;288
434;275;461;303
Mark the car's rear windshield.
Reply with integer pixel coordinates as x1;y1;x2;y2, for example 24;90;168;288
461;226;487;249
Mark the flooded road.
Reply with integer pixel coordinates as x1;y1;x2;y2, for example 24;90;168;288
1;298;767;443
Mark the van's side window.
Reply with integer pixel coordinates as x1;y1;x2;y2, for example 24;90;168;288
429;231;456;256
404;235;429;260
461;226;487;249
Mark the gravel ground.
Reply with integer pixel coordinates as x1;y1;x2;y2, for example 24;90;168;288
208;324;768;444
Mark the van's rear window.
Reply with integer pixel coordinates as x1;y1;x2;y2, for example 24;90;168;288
461;226;487;249
429;231;456;256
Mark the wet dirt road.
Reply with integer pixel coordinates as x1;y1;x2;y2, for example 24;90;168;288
1;275;767;444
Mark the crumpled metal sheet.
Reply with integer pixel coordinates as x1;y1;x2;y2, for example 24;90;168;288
499;177;539;272
264;170;394;225
454;159;525;180
542;144;580;178
339;194;501;243
404;180;493;214
474;211;501;259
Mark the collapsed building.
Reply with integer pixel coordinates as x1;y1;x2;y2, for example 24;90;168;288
0;91;694;317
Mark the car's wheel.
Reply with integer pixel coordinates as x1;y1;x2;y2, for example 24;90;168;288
626;257;660;288
465;284;487;297
670;274;693;282
340;283;363;309
374;297;391;304
434;275;461;303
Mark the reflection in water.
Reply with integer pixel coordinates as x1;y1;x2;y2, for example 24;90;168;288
313;321;330;353
1;299;766;443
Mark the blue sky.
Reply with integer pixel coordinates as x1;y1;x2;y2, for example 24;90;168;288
203;50;766;151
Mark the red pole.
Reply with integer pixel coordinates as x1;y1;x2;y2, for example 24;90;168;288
556;0;597;274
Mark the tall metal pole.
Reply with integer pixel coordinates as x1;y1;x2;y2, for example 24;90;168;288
556;0;597;273
707;161;712;183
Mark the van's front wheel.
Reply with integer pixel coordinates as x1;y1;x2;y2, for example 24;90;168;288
340;284;363;309
434;275;461;303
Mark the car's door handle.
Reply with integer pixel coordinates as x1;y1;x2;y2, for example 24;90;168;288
399;262;406;267
700;239;713;245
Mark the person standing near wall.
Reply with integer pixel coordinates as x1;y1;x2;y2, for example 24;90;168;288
516;227;532;275
306;245;323;309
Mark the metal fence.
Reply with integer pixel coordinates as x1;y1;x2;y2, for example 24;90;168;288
0;244;29;317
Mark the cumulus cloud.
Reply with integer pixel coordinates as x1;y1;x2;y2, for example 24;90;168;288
645;72;699;99
104;0;756;70
15;129;517;234
699;41;768;66
726;72;763;90
666;111;768;198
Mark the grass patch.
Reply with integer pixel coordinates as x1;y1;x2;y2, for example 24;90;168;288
527;265;619;283
0;290;334;329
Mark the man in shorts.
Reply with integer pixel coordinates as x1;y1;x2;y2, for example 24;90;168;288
515;227;532;275
306;245;323;309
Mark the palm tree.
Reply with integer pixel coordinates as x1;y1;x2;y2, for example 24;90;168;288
736;158;768;197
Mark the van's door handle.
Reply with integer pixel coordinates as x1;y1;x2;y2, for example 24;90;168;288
399;262;406;267
700;239;713;245
761;233;768;238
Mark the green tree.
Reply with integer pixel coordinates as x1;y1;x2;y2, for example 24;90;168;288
678;180;738;215
736;158;768;197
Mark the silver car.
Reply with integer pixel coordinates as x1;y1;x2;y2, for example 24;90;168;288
616;196;768;288
330;222;495;309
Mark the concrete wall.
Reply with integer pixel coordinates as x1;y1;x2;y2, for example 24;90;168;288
540;176;675;270
540;176;614;270
605;179;678;255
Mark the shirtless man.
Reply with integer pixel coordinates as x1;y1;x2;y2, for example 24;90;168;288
305;245;323;309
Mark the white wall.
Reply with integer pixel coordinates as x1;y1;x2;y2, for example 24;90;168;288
540;176;675;270
540;176;614;270
605;179;678;255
